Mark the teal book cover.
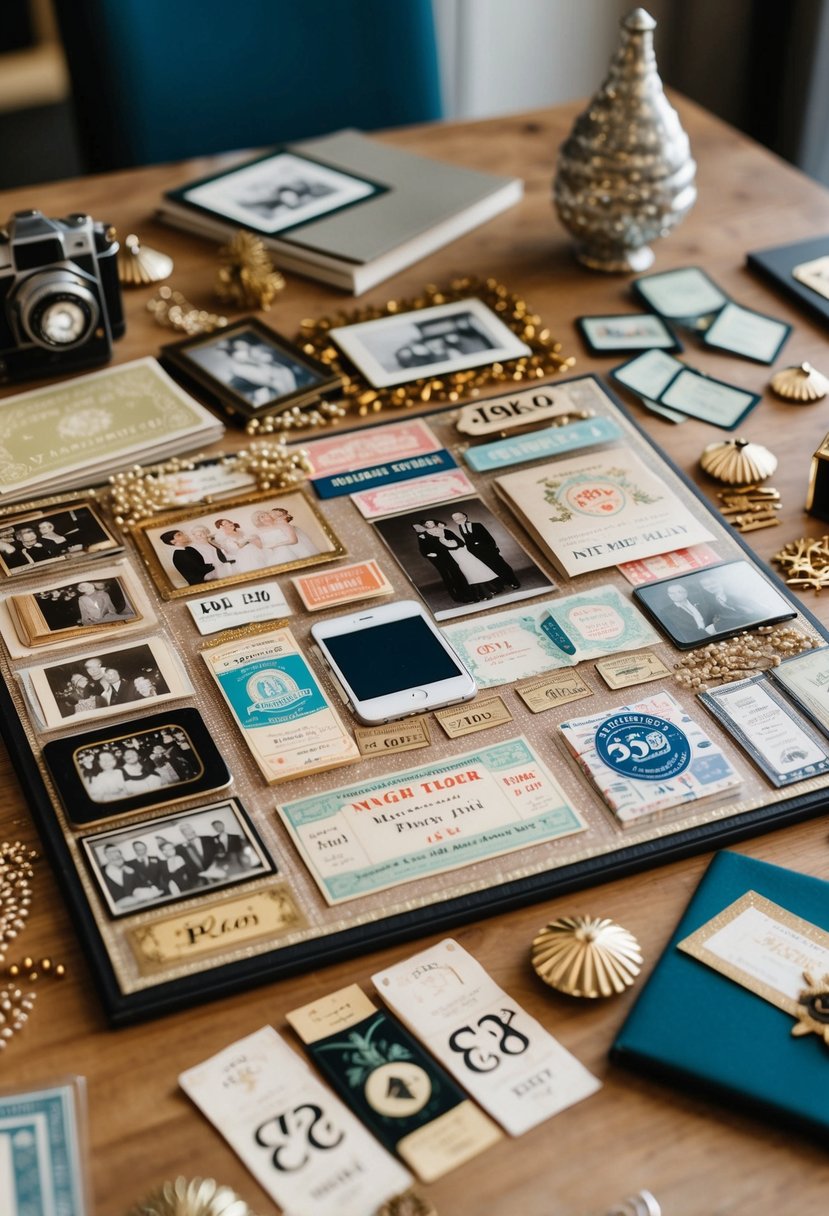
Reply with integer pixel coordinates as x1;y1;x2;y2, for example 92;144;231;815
611;850;829;1143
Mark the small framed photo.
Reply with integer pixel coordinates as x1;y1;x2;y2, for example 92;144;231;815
5;570;144;648
0;499;121;578
131;488;345;600
42;708;233;825
329;298;532;389
576;313;682;356
633;560;797;649
169;148;386;235
80;797;273;918
21;637;191;730
161;317;343;424
372;495;555;621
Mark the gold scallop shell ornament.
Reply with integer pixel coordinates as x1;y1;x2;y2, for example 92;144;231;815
699;437;778;485
770;362;829;403
117;233;174;286
531;914;643;998
126;1177;259;1216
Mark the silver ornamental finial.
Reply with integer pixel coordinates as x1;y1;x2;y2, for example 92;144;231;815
553;7;697;272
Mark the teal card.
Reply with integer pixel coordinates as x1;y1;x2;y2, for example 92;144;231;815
0;1083;86;1216
463;416;622;472
215;652;326;727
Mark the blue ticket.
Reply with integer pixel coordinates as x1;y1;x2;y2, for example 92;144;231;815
312;448;457;498
463;416;623;472
0;1082;86;1216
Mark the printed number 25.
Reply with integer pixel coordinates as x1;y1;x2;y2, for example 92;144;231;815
448;1008;529;1073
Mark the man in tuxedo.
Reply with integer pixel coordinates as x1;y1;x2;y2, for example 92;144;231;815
177;821;212;873
450;510;520;590
99;844;138;905
83;656;109;697
415;520;471;603
204;818;244;872
160;529;217;585
660;583;717;645
127;840;164;894
100;667;136;705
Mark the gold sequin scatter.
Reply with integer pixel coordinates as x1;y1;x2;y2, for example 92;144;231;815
0;984;35;1049
791;971;829;1047
673;625;819;690
718;484;781;533
376;1193;438;1216
215;230;285;311
127;1177;260;1216
8;956;66;983
296;277;575;417
531;915;642;998
0;841;36;965
245;398;347;435
148;286;229;335
773;534;829;593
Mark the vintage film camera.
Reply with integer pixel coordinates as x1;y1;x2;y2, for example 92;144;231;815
0;209;125;382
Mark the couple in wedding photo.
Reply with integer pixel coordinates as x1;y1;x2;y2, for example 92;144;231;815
413;510;520;604
159;507;319;586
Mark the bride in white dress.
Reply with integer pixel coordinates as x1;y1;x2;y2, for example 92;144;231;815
213;518;266;572
424;521;497;594
252;508;320;565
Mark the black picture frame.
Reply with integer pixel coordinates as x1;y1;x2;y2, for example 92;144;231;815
161;317;343;425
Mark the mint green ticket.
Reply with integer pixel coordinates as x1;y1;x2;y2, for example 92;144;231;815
276;736;585;904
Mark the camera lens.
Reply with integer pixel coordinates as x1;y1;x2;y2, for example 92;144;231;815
14;270;99;350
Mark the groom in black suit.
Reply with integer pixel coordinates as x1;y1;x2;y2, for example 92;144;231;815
450;510;520;590
160;529;215;585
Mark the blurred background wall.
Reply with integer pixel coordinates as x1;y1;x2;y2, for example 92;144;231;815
0;0;826;188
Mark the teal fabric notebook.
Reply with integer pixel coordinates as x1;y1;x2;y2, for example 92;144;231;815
611;851;829;1143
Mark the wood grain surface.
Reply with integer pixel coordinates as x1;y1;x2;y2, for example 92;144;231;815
2;97;829;1215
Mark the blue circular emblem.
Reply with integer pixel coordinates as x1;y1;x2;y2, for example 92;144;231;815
595;712;690;781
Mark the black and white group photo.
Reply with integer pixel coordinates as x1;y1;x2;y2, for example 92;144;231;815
182;149;377;234
75;725;203;805
0;502;118;576
374;494;555;621
142;489;339;594
34;576;138;633
635;560;797;647
38;642;173;721
330;298;532;388
82;799;272;916
185;326;322;409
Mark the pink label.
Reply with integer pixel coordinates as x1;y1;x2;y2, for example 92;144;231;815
304;420;442;478
617;544;721;586
351;469;477;519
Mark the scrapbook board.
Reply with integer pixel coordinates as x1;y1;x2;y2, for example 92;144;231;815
2;373;828;1025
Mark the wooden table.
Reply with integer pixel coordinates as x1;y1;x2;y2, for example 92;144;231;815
3;98;829;1216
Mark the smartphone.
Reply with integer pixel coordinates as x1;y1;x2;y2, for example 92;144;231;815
311;600;477;725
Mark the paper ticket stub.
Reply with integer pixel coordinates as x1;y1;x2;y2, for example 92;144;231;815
291;560;393;611
201;627;358;783
286;984;501;1182
372;939;601;1136
179;1026;412;1216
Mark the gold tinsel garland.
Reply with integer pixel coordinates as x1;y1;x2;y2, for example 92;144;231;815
295;276;575;417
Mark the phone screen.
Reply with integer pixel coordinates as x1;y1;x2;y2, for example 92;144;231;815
322;615;463;701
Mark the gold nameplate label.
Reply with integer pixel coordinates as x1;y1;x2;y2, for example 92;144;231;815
354;717;431;757
128;885;303;972
434;694;513;738
595;651;672;690
516;669;594;713
455;384;576;438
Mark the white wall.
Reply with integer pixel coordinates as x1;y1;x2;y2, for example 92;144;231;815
433;0;634;119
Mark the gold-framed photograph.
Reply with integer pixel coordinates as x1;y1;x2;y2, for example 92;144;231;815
131;488;346;599
160;316;343;425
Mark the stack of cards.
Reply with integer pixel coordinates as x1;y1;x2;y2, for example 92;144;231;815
0;359;224;505
2;564;148;650
493;446;713;577
560;690;741;825
611;349;761;430
632;266;791;364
